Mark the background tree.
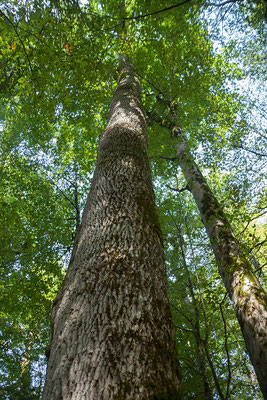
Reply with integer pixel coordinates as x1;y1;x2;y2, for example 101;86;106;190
0;0;266;398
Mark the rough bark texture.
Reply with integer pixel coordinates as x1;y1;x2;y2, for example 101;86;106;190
42;56;182;400
174;131;267;399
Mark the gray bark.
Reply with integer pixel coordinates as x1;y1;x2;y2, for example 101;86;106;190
42;56;182;400
174;130;267;399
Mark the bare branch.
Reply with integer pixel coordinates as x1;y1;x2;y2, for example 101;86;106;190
248;239;267;254
166;184;190;193
208;0;243;6
239;210;267;235
123;0;193;21
233;144;267;158
47;178;76;209
149;155;177;161
254;262;267;273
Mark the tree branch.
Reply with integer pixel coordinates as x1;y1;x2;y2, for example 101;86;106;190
123;0;193;21
239;210;267;235
248;239;267;254
254;262;267;273
47;178;76;209
166;184;190;193
0;10;36;84
174;324;195;334
171;302;194;325
149;155;177;161
208;0;243;6
233;144;267;158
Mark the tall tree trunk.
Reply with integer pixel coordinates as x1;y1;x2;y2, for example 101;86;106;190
42;55;182;400
186;225;228;400
182;255;213;400
172;214;213;400
173;128;267;398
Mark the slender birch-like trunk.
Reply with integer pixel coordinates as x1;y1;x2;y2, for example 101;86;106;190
42;56;182;400
173;128;267;398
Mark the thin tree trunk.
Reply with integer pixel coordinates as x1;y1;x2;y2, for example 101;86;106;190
169;212;213;400
183;264;214;400
42;55;182;400
74;178;80;235
228;320;261;398
186;222;229;399
173;129;267;398
219;303;232;399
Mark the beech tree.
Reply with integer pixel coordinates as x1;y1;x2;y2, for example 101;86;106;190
0;0;266;399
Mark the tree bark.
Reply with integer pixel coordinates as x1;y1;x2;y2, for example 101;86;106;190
42;55;182;400
174;130;267;398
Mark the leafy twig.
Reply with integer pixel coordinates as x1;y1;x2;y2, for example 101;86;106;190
0;10;37;85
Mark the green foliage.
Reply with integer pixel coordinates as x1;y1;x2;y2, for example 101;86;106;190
0;0;265;398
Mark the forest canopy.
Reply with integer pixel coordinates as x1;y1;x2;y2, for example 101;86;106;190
0;0;266;399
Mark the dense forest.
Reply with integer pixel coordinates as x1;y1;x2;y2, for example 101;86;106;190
0;0;266;399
